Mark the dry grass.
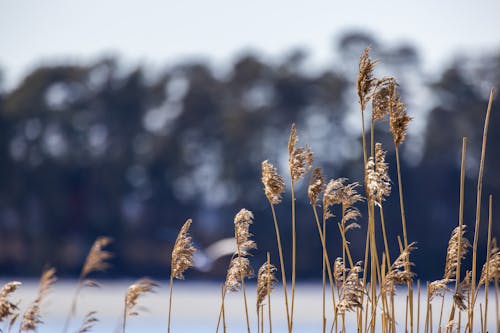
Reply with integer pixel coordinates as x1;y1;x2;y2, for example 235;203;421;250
4;49;498;333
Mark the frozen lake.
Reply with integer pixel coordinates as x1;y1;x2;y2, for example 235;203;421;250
0;280;496;332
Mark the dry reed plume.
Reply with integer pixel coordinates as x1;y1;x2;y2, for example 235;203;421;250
63;237;112;333
0;281;21;330
75;311;98;333
122;278;157;333
168;219;196;333
19;267;56;332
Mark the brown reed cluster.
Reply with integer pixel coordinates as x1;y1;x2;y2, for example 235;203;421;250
357;47;377;111
0;281;21;324
262;160;286;205
171;219;196;280
124;278;157;318
20;267;57;332
81;236;113;280
366;143;391;204
383;243;417;296
76;311;98;333
337;262;364;315
288;123;313;182
256;260;277;311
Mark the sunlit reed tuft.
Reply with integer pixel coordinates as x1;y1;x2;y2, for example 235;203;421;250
262;160;286;205
357;47;377;112
171;219;196;280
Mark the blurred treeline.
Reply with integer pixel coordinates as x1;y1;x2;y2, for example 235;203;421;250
0;32;499;280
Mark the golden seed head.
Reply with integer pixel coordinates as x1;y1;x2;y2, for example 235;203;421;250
0;281;21;322
261;160;285;205
453;271;471;311
444;226;470;280
124;278;157;318
171;219;196;280
288;123;313;182
234;209;257;257
366;143;391;205
225;256;254;292
337;262;363;314
383;243;417;296
20;268;57;332
372;77;396;121
81;236;113;279
256;261;277;311
389;88;412;146
76;311;98;333
308;167;325;205
357;47;377;111
479;241;500;286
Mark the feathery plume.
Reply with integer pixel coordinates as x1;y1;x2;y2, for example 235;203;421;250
337;262;364;314
389;88;412;146
75;311;98;333
0;281;21;322
323;178;363;224
366;143;391;205
225;256;254;292
454;271;471;311
444;226;471;280
261;160;286;205
479;243;500;285
383;243;417;296
429;279;451;301
124;278;157;318
308;167;325;205
288;123;313;182
234;209;257;256
81;236;113;280
357;47;377;111
20;267;57;332
171;219;196;280
256;261;277;311
371;77;396;121
334;257;346;289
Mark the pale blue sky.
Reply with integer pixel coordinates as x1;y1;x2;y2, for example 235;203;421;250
1;0;500;88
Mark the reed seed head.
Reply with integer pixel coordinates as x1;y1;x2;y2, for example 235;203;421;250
453;271;471;311
444;225;470;280
20;267;57;332
366;143;391;205
81;236;113;279
256;261;277;311
0;281;21;322
261;160;285;205
234;209;257;256
288;123;313;182
225;256;254;292
308;167;325;205
357;47;377;111
76;311;98;333
124;278;157;318
171;219;196;280
334;257;346;288
337;262;364;314
383;243;417;296
479;242;500;286
372;77;396;121
389;88;412;146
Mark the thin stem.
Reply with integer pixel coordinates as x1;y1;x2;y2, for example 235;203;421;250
417;280;421;333
312;205;337;314
62;281;84;333
322;212;327;333
395;145;414;333
267;252;273;333
167;275;174;333
484;195;493;333
379;205;391;270
290;180;297;332
269;202;291;332
470;88;494;332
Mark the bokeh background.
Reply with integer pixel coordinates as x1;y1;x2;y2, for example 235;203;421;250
1;0;500;282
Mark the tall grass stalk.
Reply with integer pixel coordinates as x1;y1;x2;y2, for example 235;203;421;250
470;88;494;332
